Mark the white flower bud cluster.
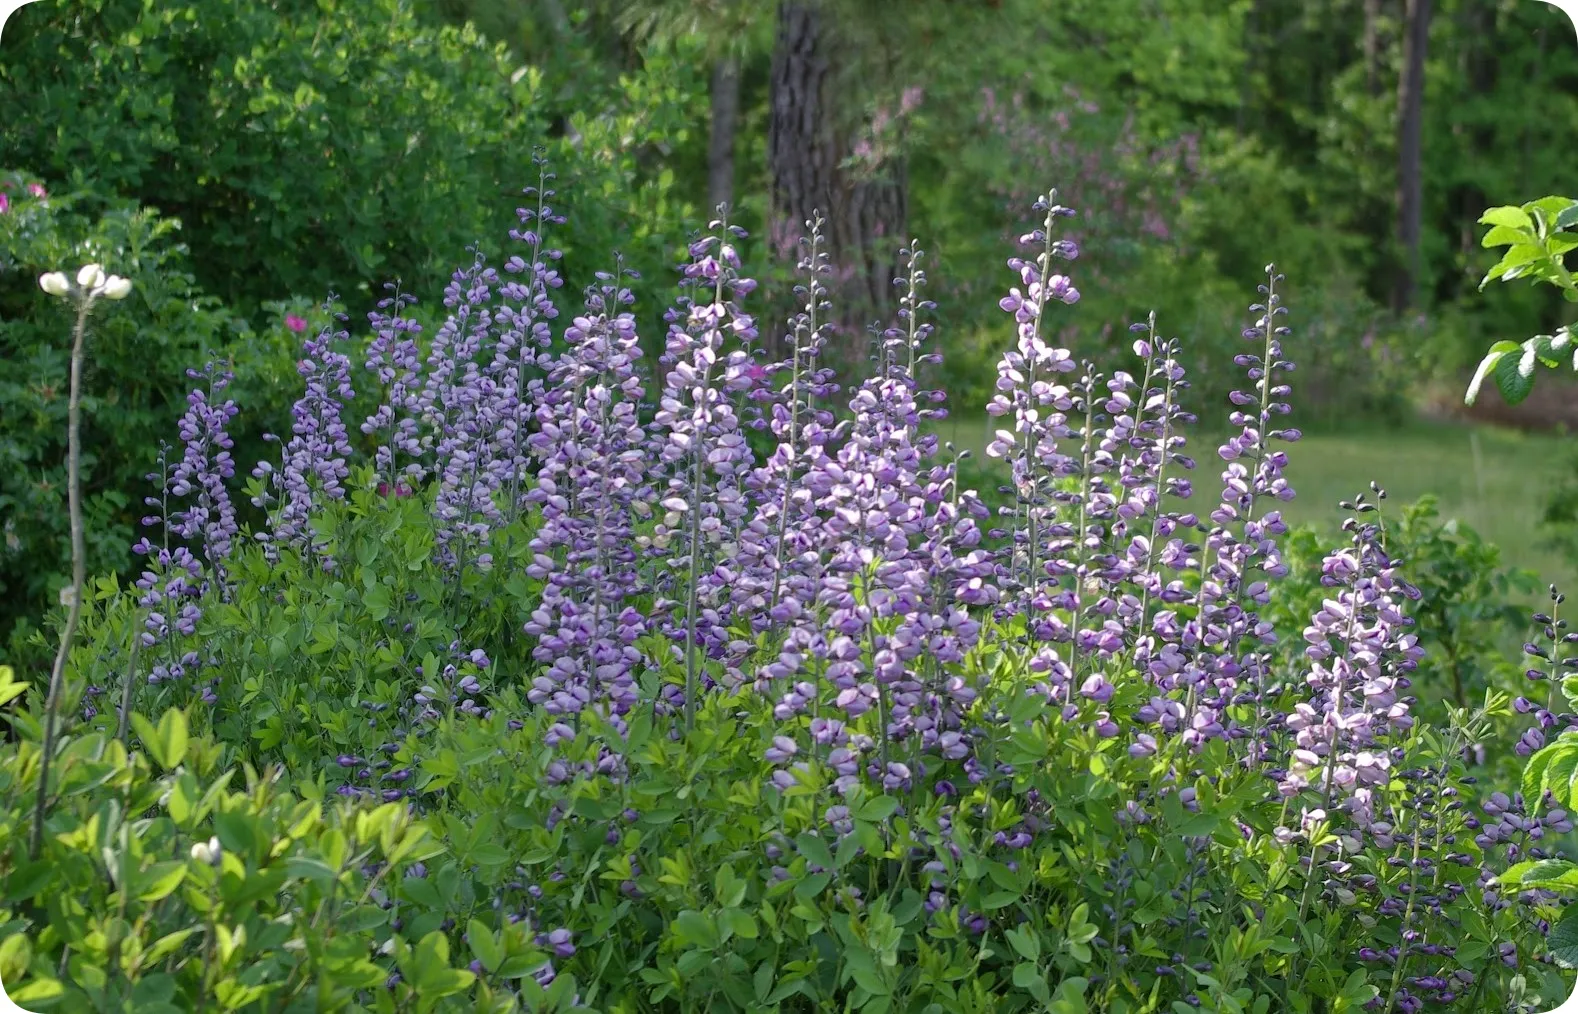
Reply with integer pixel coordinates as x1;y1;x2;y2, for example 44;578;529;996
38;262;132;301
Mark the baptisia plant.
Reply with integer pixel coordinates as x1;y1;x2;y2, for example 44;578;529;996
28;263;131;859
5;170;1575;1013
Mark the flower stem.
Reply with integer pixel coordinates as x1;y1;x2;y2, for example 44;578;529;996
32;296;94;860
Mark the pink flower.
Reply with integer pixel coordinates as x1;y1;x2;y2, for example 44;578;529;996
0;193;9;215
26;183;45;199
285;314;307;333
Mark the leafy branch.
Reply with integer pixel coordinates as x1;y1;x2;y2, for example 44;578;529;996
1466;196;1578;406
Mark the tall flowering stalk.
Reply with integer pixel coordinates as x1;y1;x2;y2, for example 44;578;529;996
422;255;507;574
522;262;651;725
115;357;243;731
985;191;1081;627
495;158;566;520
252;301;357;569
168;360;241;582
1284;489;1424;919
749;215;836;630
30;263;131;859
650;213;761;727
984;193;1082;722
362;286;427;494
1197;268;1299;750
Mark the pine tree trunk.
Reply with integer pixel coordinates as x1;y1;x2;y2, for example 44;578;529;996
708;56;740;214
1363;0;1382;97
768;0;906;364
1393;0;1431;312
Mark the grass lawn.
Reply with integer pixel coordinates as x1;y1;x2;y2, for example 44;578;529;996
933;412;1578;602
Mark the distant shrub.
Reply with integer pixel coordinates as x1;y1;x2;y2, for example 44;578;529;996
0;0;701;319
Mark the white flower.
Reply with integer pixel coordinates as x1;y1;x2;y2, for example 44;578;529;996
189;836;222;865
38;272;70;298
76;263;105;289
98;275;132;300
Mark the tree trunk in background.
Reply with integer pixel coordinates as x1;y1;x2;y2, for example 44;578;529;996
1456;0;1496;289
708;57;739;214
1393;0;1431;312
768;0;906;365
1363;0;1382;96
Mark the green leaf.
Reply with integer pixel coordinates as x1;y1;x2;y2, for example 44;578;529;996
847;960;891;996
1544;744;1578;809
3;860;55;901
794;872;831;903
1005;925;1041;962
467;918;503;973
146;929;197;965
9;976;65;1004
673;910;720;951
284;857;338;887
855;795;900;823
1526;744;1559;805
138;861;188;902
1518;860;1578;887
795;832;834;871
1481;205;1535;231
1550;904;1578;968
1465;342;1520;404
1493;343;1538;405
1482;224;1528;249
213;809;259;859
341;905;389;933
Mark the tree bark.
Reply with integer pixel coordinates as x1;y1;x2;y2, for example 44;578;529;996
708;56;740;215
1363;0;1382;97
1393;0;1431;312
768;0;906;364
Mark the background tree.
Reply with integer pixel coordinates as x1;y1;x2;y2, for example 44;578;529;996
1395;0;1432;311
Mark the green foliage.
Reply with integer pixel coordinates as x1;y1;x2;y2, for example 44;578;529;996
0;704;502;1012
1465;196;1578;407
0;0;700;322
1;0;546;311
3;465;1571;1011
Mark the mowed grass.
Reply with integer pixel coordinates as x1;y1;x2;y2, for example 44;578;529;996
932;413;1578;603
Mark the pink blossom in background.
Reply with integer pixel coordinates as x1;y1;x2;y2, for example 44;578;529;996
26;183;45;198
285;314;307;333
0;193;9;215
900;86;924;114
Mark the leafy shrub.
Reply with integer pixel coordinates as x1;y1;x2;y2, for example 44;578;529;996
1465;196;1578;408
0;0;701;319
0;673;500;1012
3;175;1576;1013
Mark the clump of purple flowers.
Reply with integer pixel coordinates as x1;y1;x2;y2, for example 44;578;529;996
118;166;1573;1012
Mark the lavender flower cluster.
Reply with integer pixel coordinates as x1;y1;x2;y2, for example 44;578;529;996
129;166;1570;1007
